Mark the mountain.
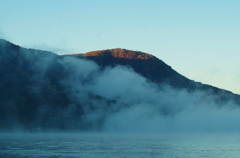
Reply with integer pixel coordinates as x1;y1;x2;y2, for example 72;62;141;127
0;39;240;131
71;48;192;88
72;48;240;104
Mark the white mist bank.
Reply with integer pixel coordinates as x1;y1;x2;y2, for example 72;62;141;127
59;56;240;134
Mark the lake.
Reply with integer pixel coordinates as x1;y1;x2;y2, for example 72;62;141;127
0;133;240;158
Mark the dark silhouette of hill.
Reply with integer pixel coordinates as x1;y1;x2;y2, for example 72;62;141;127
0;40;110;131
79;48;191;88
0;39;240;131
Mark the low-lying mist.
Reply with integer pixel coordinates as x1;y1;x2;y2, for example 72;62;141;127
85;64;240;134
1;41;240;134
42;56;240;133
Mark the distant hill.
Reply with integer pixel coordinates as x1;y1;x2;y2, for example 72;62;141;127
0;39;240;131
72;48;240;104
73;48;191;88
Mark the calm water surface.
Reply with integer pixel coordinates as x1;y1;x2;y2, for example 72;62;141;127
0;133;240;158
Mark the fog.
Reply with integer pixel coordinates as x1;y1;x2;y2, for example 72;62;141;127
1;41;240;134
57;55;240;134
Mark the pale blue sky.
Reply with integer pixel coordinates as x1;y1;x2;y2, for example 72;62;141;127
0;0;240;94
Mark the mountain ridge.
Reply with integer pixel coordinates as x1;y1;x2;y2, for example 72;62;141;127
1;39;240;131
69;48;240;106
1;39;238;98
69;48;191;88
71;49;235;91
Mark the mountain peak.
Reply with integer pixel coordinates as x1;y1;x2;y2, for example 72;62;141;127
81;48;155;60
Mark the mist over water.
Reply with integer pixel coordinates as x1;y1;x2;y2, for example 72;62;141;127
60;57;240;134
40;55;240;133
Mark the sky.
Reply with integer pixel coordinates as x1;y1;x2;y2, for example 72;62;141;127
0;0;239;94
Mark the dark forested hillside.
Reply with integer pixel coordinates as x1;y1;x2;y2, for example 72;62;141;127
0;40;111;131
